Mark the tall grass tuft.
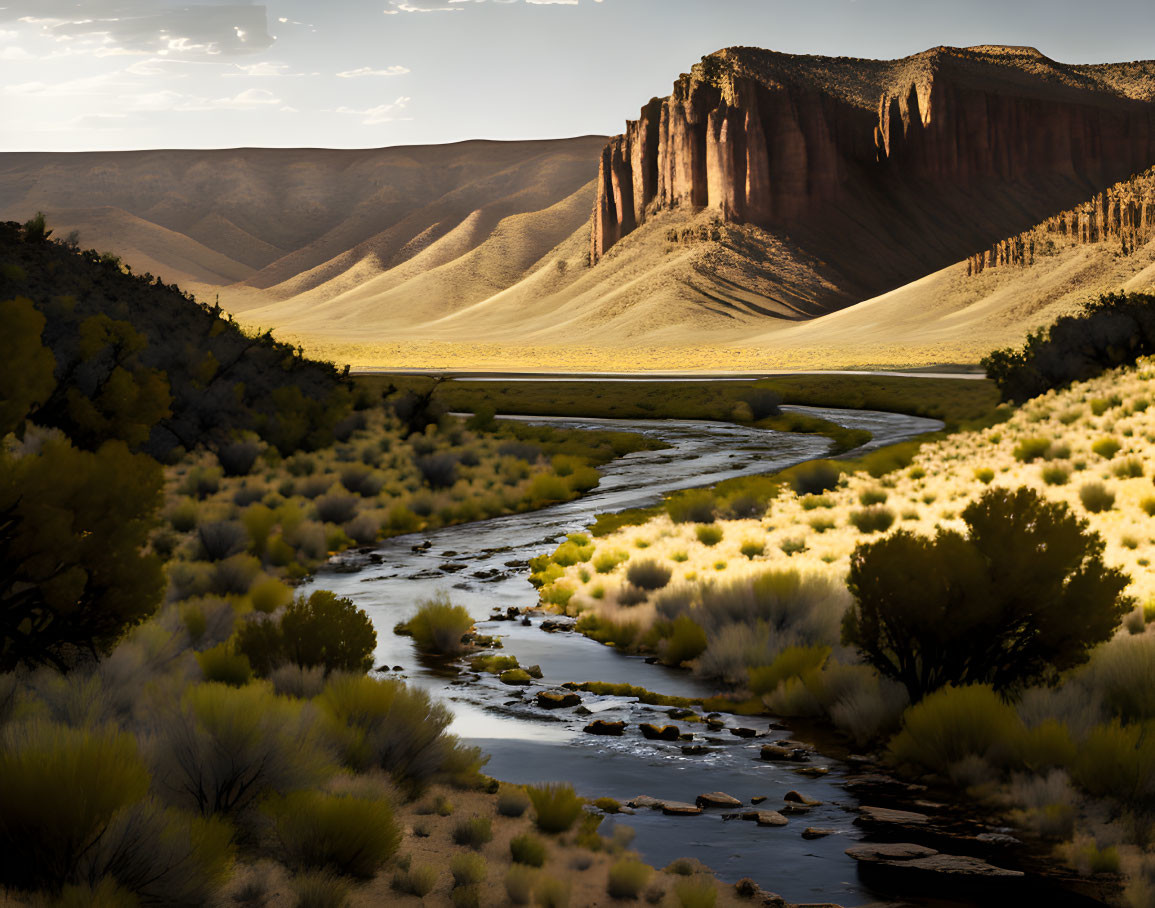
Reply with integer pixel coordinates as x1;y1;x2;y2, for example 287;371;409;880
400;593;475;655
607;858;653;899
268;790;400;878
527;783;584;834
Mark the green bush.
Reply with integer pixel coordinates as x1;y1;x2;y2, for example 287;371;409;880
451;884;481;908
695;525;723;547
535;875;571;908
607;859;653;900
666;489;718;524
498;787;531;817
291;871;351;908
982;292;1155;404
282;591;376;673
844;487;1131;700
505;865;536;904
392;863;439;897
657;615;707;666
1013;437;1051;463
196;642;253;686
452;816;493;850
858;487;888;505
1072;721;1155;807
152;682;333;816
748;645;831;696
1092;437;1121;460
849;506;894;534
974;467;995;484
739;539;765;559
0;720;149;892
594;550;628;574
451;853;487;887
674;877;718;908
1079;482;1115;513
527;783;584;834
1113;457;1145;478
888;684;1024;772
510;832;548;867
626;560;672;591
400;594;474;655
789;461;842;495
1041;464;1070;486
317;674;483;793
269;790;399;878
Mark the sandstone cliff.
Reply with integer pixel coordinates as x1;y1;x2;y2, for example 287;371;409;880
968;166;1155;274
591;45;1155;293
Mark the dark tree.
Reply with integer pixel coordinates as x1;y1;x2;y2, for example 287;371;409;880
983;292;1155;403
237;591;376;675
843;487;1131;701
0;437;165;671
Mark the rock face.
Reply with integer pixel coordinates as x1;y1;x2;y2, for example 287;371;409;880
968;165;1155;274
591;45;1155;273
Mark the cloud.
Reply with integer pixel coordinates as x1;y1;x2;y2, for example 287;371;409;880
227;61;297;76
336;65;410;78
131;86;284;111
0;2;274;57
336;97;411;125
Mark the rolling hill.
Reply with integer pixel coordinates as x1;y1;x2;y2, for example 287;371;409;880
4;45;1155;371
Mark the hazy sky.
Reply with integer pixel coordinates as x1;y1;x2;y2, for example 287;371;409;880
3;0;1154;152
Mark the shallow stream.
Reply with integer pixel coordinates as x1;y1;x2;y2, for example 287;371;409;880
302;407;941;904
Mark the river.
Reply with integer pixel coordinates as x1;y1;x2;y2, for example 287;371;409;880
302;406;942;905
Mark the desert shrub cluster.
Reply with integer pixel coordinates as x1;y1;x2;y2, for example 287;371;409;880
0;217;677;904
532;351;1155;896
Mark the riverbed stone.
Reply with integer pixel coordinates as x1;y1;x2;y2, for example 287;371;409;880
784;790;823;807
733;878;787;906
695;791;743;808
584;719;627;736
535;690;581;709
845;843;1024;878
667;707;697;720
793;766;830;777
499;669;533;686
855;806;930;827
540;616;577;632
640;723;681;741
660;801;703;816
728;809;789;827
802;827;837;839
750;796;767;804
730;726;759;738
681;745;711;755
760;744;810;763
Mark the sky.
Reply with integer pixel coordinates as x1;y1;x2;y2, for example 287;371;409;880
2;0;1154;152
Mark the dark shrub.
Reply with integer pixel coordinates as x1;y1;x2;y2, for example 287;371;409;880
527;783;583;834
196;520;249;561
666;489;717;524
510;832;547;867
743;388;782;420
497;441;540;463
314;492;359;525
789;461;841;496
340;465;384;497
452;816;492;850
400;595;474;655
416;452;458;489
217;440;262;477
268;791;400;879
282;591;377;674
982;291;1155;403
626;560;672;591
843;487;1132;701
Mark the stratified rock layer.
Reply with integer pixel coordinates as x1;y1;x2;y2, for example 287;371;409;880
968;166;1155;274
591;45;1155;272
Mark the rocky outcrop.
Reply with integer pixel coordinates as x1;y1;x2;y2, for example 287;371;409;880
968;166;1155;274
591;45;1155;266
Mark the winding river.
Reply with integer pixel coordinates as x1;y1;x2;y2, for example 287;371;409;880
302;406;942;905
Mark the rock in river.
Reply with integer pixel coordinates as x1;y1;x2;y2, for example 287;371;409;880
760;744;809;763
584;719;627;736
784;790;823;807
640;723;681;741
695;791;743;808
854;806;930;828
846;843;1024;878
536;690;581;709
626;795;702;816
